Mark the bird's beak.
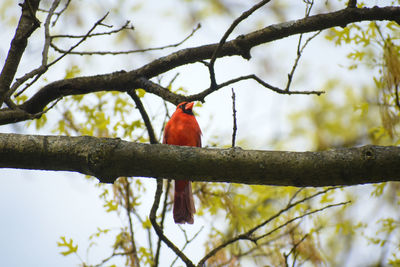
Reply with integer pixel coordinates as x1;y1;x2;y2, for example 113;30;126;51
186;102;194;110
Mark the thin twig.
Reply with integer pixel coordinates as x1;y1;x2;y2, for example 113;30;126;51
285;1;319;91
150;179;164;267
188;74;324;103
208;0;271;90
51;23;201;56
160;101;171;142
49;12;110;66
285;30;321;91
233;224;301;260
231;88;237;147
287;188;305;206
93;249;135;267
38;0;72;26
14;10;108;97
13;0;61;98
127;89;158;144
14;68;45;97
284;233;309;267
51;20;134;39
171;226;204;266
154;180;171;266
30;96;63;119
52;0;72;26
160;180;171;228
254;201;350;242
124;179;141;267
11;0;61;97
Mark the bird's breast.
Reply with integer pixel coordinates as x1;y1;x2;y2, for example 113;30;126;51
165;116;201;147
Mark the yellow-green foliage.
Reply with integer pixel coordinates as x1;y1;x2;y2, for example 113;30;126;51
327;21;400;142
57;236;78;256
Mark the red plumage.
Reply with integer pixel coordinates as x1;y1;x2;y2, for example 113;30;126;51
163;102;201;224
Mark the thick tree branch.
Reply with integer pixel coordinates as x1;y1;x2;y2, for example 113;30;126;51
1;133;399;187
1;6;399;124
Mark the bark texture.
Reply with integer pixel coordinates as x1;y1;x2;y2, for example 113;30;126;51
1;133;399;186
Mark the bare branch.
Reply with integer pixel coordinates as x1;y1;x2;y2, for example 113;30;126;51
285;1;320;92
48;12;110;67
13;66;46;98
127;89;158;144
0;96;61;124
52;0;71;26
13;10;110;98
154;180;171;266
254;201;350;242
188;74;324;103
285;31;321;91
37;96;62;116
51;23;200;56
208;0;271;89
287;188;305;206
124;179;141;267
93;249;135;267
12;0;61;98
38;0;72;26
0;0;41;107
51;20;134;39
171;226;204;266
284;233;309;267
231;88;237;147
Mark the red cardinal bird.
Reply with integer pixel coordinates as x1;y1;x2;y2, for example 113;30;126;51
163;101;201;224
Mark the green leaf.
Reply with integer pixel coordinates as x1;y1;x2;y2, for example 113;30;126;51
136;88;146;97
57;236;78;256
103;200;118;212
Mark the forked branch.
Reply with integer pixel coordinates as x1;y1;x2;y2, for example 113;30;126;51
208;0;271;89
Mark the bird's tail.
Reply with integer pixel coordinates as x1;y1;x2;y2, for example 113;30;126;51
173;180;196;224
